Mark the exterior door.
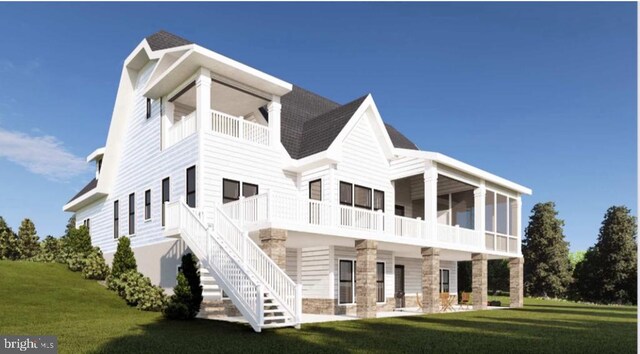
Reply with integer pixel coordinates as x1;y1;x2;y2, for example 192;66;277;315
394;265;405;308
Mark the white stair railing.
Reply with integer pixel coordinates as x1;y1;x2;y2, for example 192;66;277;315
213;205;302;325
165;199;265;332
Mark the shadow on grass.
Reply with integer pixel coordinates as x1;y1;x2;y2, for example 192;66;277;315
92;307;637;354
525;303;638;312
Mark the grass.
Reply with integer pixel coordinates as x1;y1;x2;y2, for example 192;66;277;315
0;261;636;353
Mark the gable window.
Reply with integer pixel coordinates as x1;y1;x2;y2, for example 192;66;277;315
145;189;151;220
242;183;259;198
374;190;385;212
339;182;353;206
377;262;385;303
146;98;151;119
162;177;170;226
309;179;322;201
186;166;196;207
354;185;372;209
439;269;450;293
223;179;240;204
339;260;354;304
113;200;119;239
128;193;135;235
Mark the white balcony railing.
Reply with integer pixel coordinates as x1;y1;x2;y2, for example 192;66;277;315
211;109;269;146
165;112;196;149
221;192;515;254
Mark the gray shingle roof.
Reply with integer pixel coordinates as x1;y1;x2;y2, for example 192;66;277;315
67;178;97;204
146;30;192;51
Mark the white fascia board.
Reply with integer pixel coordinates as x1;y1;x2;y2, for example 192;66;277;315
283;150;340;173
86;147;105;163
143;45;292;99
326;95;396;160
394;148;533;195
62;188;107;212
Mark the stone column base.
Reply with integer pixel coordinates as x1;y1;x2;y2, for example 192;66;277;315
472;253;488;310
355;239;378;318
259;228;287;270
421;247;440;313
509;257;524;308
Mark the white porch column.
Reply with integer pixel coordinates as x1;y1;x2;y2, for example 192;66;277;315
161;100;175;150
195;68;211;211
423;161;438;238
267;96;281;148
195;68;211;132
516;195;522;254
474;181;486;242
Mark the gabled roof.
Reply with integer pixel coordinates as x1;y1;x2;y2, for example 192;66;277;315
67;178;97;204
145;30;192;51
279;86;418;159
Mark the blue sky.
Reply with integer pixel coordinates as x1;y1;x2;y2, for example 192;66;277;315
0;2;635;251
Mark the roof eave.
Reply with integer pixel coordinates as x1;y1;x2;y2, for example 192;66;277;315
394;148;533;195
63;188;107;212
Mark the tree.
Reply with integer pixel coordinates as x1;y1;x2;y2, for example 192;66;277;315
65;215;76;236
17;218;40;259
0;229;20;260
163;272;193;320
34;236;62;262
568;251;586;272
111;237;137;277
573;206;637;304
522;202;572;298
64;226;92;256
488;260;509;293
180;253;203;318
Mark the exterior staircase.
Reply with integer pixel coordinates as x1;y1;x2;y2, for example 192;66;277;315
164;198;301;332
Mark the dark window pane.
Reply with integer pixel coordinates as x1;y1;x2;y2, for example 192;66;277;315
129;193;135;235
242;183;259;198
223;179;240;204
354;185;372;209
339;260;354;304
162;178;170;226
395;205;405;217
146;98;151;119
377;262;385;303
339;182;352;206
145;190;151;220
186;166;196;208
374;190;384;211
114;200;119;239
309;179;322;201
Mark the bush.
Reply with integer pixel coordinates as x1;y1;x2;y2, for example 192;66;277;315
83;247;109;280
0;229;21;260
33;236;61;263
67;252;87;272
107;270;165;311
111;237;137;277
180;253;203;318
63;226;92;256
163;272;193;320
17;218;40;259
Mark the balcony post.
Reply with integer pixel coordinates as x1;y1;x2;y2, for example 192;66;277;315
195;68;211;133
238;115;244;140
423;161;438;239
474;181;486;249
516;196;522;254
239;196;245;227
267;97;281;148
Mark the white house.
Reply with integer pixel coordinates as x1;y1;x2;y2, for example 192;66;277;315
64;31;532;332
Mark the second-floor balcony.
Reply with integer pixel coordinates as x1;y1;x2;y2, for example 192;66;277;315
220;191;520;256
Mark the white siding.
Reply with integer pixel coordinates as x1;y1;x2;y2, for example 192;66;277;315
75;59;198;255
335;113;394;213
285;248;299;283
300;246;331;299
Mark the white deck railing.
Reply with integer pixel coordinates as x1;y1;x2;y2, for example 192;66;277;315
221;192;510;253
165;112;196;149
211;109;269;146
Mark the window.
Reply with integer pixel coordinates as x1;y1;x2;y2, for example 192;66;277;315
223;179;240;204
377;262;385;303
485;191;495;232
440;269;450;293
451;191;474;229
509;198;518;236
186;166;196;207
83;219;90;232
339;182;353;206
395;205;405;217
374;190;384;212
146;98;151;119
113;200;119;239
354;185;372;209
162;177;170;226
496;194;508;235
309;179;322;201
242;183;259;198
129;193;135;235
145;189;151;220
339;260;354;304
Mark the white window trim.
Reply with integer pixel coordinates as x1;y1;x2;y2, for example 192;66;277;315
440;268;452;294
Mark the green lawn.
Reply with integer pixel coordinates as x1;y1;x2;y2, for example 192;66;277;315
0;261;636;353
